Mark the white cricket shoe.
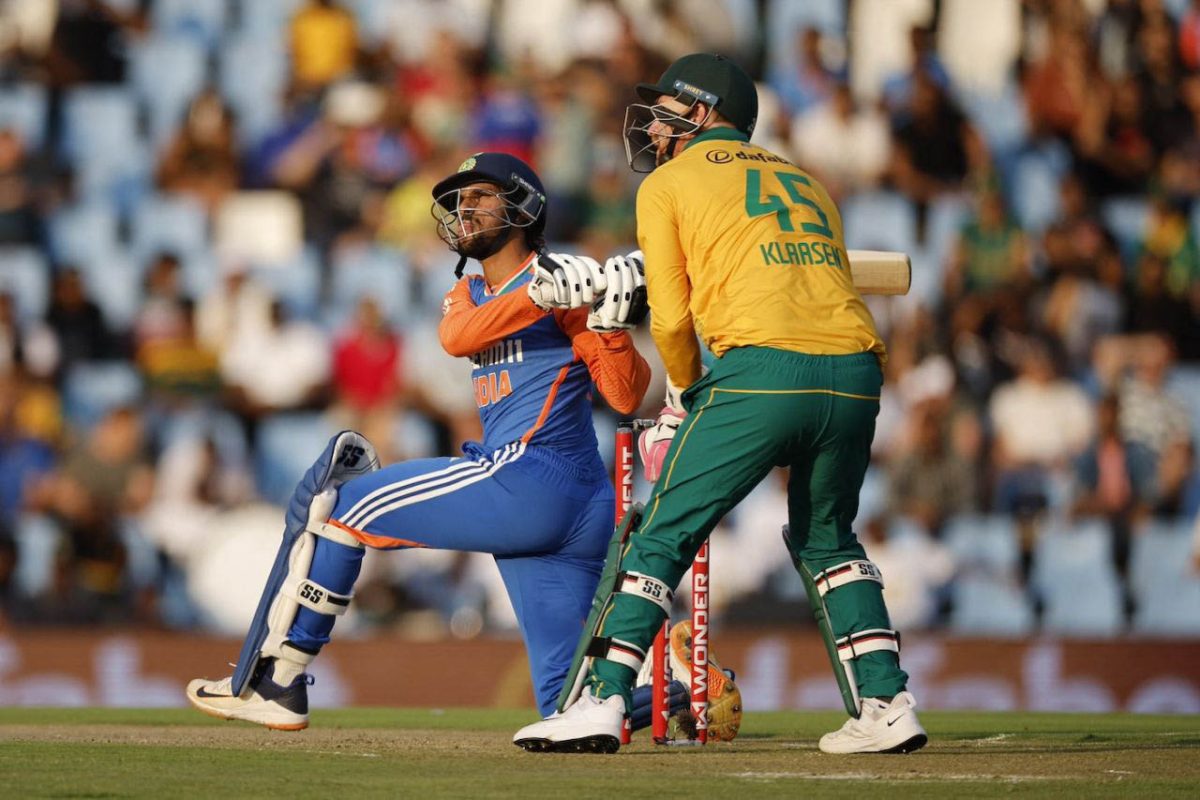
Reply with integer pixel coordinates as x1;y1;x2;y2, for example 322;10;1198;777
818;691;927;754
512;687;626;753
186;658;310;731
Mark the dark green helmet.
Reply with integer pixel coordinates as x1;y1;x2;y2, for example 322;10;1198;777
635;53;758;137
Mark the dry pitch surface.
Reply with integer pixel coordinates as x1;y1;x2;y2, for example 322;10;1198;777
1;708;1198;798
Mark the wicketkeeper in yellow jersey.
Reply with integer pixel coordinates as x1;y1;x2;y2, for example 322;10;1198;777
514;53;927;755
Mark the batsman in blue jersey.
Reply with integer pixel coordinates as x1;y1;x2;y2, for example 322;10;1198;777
186;153;666;728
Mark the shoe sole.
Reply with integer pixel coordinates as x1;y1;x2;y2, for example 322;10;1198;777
187;693;309;732
880;733;927;754
513;735;620;754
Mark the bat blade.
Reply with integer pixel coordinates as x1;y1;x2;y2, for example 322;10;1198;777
847;250;911;296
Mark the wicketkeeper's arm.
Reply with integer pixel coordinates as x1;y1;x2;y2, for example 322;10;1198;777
636;177;703;389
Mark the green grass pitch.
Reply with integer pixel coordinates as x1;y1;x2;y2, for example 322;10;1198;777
2;708;1198;798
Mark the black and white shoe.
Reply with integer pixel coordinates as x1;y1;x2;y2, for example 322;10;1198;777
187;658;311;731
818;691;928;754
512;688;625;753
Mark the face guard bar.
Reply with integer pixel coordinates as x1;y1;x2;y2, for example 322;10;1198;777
623;82;717;173
429;175;544;252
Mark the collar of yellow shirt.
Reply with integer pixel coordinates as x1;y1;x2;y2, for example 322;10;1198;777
683;127;750;151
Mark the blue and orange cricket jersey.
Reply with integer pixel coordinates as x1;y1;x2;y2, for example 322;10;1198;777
439;254;650;471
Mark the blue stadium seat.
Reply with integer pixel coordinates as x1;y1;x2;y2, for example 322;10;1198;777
0;246;49;322
1030;517;1118;600
0;83;48;149
61;362;144;430
61;87;140;164
924;194;971;270
943;514;1021;578
255;412;339;505
60;87;150;204
1133;580;1200;636
250;246;323;319
841;191;918;255
1101;197;1149;264
12;514;65;598
1011;150;1062;234
950;575;1035;636
78;249;141;331
957;84;1028;158
1166;365;1200;443
218;34;287;145
152;0;230;49
130;193;210;267
1042;571;1125;637
47;202;121;268
129;34;209;148
235;0;305;35
1129;518;1196;603
328;245;414;329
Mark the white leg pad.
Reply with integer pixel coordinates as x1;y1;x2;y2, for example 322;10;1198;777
261;490;364;663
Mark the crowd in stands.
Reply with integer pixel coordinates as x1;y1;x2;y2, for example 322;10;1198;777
0;0;1198;640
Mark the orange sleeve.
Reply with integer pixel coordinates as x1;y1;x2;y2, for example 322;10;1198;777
438;278;549;357
557;308;651;415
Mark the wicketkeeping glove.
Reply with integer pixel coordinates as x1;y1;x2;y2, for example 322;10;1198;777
587;250;648;333
528;252;605;311
638;378;688;483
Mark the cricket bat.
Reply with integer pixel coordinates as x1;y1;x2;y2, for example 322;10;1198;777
846;249;911;296
530;249;912;305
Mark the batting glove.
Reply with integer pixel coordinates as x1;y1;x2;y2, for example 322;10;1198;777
528;252;604;311
587;250;648;333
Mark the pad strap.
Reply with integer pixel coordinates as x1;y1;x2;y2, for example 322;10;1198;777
835;628;900;662
813;560;883;597
587;636;647;674
618;571;674;614
292;577;352;615
311;520;364;549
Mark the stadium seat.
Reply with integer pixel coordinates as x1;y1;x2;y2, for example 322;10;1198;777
1101;197;1149;264
0;83;48;149
218;34;287;145
1128;518;1196;603
1165;365;1200;443
152;0;229;49
1041;571;1125;637
235;0;305;35
249;246;323;320
129;34;209;149
130;193;210;268
78;249;141;330
1133;579;1200;636
841;191;918;255
765;0;846;73
0;246;49;321
12;514;65;598
950;575;1035;636
47;202;121;268
957;84;1029;160
1011;150;1062;234
61;362;144;430
328;245;415;329
943;514;1021;578
214;191;304;267
1030;517;1118;600
60;87;149;203
255;412;339;505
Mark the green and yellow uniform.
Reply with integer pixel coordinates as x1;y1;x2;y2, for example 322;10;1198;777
589;128;908;706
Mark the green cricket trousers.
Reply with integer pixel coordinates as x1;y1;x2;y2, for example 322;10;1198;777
590;346;908;703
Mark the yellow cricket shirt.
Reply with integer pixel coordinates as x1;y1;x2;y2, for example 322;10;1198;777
636;128;886;388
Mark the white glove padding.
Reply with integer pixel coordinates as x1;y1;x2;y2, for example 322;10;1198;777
587;250;648;332
528;252;605;311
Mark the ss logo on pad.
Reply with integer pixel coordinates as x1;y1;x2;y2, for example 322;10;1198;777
300;583;326;604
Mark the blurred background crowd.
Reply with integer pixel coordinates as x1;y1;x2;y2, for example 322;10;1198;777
0;0;1198;644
